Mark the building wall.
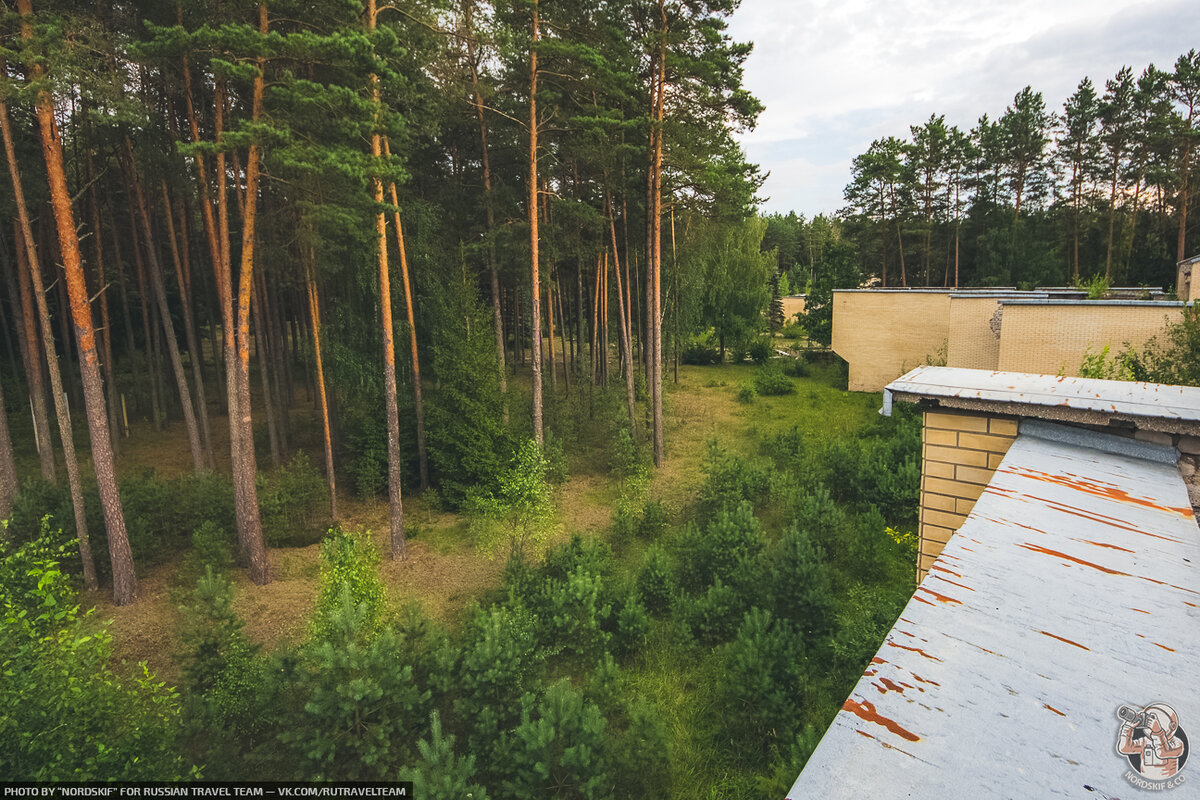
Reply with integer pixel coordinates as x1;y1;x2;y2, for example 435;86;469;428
832;291;952;392
946;296;1003;370
918;410;1018;581
781;295;806;323
996;302;1184;376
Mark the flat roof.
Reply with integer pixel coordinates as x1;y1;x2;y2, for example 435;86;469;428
884;366;1200;433
788;424;1200;798
998;298;1184;308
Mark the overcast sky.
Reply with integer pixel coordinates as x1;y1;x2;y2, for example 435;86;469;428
726;0;1200;216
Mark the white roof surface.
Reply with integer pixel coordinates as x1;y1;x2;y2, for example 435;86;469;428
885;366;1200;423
788;426;1200;798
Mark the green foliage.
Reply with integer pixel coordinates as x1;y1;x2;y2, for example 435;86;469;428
682;578;750;647
611;594;650;658
747;338;773;364
275;601;431;780
0;526;186;779
608;428;649;480
720;608;806;760
427;274;511;507
502;680;611;800
754;363;796;395
771;521;835;637
456;604;541;748
635;544;677;616
736;383;757;403
1078;273;1111;299
1139;305;1200;386
177;569;261;773
258;453;328;547
681;336;722;365
678;501;766;592
609;698;671;800
467;439;555;559
312;527;385;643
399;711;488;800
697;441;773;514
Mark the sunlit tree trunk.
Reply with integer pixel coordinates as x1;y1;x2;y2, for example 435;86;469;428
609;201;636;433
10;24;128;597
305;263;337;520
231;1;271;584
368;0;406;559
382;138;428;491
85;148;121;457
11;220;54;480
529;0;543;445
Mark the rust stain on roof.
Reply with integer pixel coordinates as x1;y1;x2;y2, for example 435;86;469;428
842;698;921;743
887;641;944;663
1017;543;1127;576
916;586;963;605
1043;704;1067;717
1005;465;1195;517
1039;630;1091;651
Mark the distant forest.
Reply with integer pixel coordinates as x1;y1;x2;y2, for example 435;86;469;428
761;51;1200;299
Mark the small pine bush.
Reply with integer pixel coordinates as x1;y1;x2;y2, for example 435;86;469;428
753;363;795;396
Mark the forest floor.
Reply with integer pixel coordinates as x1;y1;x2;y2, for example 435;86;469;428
69;359;879;684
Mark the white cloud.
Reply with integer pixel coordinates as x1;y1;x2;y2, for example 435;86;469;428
727;0;1200;214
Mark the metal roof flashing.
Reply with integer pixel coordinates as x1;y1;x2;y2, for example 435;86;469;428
787;426;1200;799
883;366;1200;435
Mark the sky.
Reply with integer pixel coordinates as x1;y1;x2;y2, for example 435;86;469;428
726;0;1200;216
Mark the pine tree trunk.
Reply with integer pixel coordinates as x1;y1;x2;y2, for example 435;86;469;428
1178;114;1193;264
122;141;205;472
12;220;55;480
609;205;636;433
369;0;406;559
557;272;570;393
102;190;141;422
232;1;271;584
382;139;428;491
650;0;666;466
0;369;16;519
127;203;163;428
7;35;121;597
547;271;557;390
161;181;213;466
85;149;121;458
464;0;507;397
529;0;543;446
306;265;337;520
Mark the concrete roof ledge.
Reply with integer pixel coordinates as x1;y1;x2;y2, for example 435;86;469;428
884;366;1200;435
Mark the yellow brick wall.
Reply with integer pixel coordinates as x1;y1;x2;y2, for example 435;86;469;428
946;296;1003;370
781;295;806;323
918;410;1018;581
996;303;1184;376
832;291;952;392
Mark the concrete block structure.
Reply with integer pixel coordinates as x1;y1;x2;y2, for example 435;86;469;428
832;287;1187;392
996;300;1185;376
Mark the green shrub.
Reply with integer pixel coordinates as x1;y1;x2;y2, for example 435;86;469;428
275;601;431;779
720;607;805;762
771;520;834;637
612;594;650;657
736;384;757;403
682;578;749;647
398;711;488;800
753;363;795;396
1140;305;1200;386
748;338;773;364
311;527;385;643
682;338;721;365
609;428;649;480
697;441;772;514
259;453;327;547
677;501;766;591
466;439;555;559
502;680;610;800
635;544;676;616
0;527;186;780
345;409;389;499
543;431;569;484
783;355;810;378
178;521;235;587
544;565;613;659
637;499;669;539
177;568;262;773
610;698;671;800
456;604;541;736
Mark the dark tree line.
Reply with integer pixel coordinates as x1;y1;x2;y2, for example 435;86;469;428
840;52;1200;290
0;0;762;602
